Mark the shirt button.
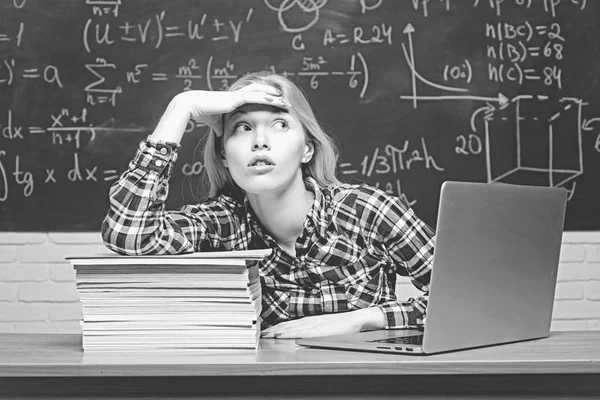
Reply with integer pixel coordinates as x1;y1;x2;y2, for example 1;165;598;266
160;147;168;155
155;160;163;167
311;288;320;295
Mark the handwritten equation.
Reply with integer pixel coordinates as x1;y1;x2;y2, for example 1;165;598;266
79;52;369;106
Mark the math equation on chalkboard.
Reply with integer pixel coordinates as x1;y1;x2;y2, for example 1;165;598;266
1;0;599;230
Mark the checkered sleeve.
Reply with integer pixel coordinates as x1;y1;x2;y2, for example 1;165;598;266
360;186;435;329
101;138;239;255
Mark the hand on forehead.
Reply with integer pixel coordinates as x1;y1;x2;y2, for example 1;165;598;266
236;83;289;107
215;83;291;137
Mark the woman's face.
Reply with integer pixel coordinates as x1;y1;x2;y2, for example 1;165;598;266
222;103;313;196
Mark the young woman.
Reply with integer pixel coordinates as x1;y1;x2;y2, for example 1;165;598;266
101;71;435;339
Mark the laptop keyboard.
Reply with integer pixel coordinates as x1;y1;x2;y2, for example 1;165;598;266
369;335;423;345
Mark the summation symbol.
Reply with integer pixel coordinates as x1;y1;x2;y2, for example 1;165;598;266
84;59;122;106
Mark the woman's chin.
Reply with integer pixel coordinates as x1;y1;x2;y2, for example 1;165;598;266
236;179;283;196
233;170;303;196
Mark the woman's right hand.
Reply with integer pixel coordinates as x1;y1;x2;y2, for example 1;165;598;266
175;84;290;137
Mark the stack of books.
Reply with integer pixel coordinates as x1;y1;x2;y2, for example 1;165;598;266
67;249;270;352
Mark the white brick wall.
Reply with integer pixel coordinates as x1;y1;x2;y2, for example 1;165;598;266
0;231;599;333
0;232;99;333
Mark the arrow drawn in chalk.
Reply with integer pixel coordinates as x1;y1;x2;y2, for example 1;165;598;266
582;117;600;131
400;23;508;109
471;103;496;132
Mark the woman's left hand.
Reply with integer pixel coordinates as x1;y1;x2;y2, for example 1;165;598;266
261;307;385;339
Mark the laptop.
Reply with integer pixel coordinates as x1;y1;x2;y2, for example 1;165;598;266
296;181;567;355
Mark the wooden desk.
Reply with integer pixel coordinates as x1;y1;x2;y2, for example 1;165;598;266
1;331;599;399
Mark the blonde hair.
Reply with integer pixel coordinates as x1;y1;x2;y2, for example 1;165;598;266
200;71;341;198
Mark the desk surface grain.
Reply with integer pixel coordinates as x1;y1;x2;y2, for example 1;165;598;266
1;331;599;377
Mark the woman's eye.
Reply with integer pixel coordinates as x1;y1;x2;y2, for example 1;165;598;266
271;119;289;130
232;122;251;134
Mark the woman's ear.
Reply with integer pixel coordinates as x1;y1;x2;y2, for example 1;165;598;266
302;141;315;164
220;150;228;168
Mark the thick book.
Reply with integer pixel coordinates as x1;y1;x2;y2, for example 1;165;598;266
67;249;270;353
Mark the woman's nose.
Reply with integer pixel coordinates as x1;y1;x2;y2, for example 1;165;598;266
252;129;270;150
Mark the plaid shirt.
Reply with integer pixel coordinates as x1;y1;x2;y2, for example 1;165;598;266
102;139;435;330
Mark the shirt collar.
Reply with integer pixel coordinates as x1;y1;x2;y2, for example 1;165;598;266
242;176;330;240
304;177;330;238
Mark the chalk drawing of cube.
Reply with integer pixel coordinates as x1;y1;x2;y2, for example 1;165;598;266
485;98;583;187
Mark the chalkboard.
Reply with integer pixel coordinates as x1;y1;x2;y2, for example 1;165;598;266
1;0;599;231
